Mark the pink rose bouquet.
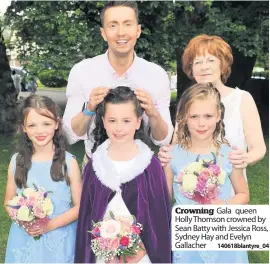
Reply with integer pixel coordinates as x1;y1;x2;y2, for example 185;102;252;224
5;183;53;240
89;211;144;263
175;153;226;204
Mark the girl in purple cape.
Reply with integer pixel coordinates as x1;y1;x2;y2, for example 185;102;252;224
74;86;172;263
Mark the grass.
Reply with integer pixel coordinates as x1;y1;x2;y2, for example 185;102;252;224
171;89;177;102
37;86;66;92
0;134;268;263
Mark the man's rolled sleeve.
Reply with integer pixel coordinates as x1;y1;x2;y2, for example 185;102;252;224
150;70;174;146
150;106;174;146
63;63;88;144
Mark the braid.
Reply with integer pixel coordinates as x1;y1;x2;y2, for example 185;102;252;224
176;117;191;148
92;102;108;154
212;100;230;148
51;123;70;185
15;133;33;189
175;82;230;150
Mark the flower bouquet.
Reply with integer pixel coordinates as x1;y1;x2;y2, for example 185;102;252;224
5;183;53;240
89;211;144;263
175;153;226;204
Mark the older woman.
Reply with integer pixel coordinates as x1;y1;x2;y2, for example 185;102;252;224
159;34;266;189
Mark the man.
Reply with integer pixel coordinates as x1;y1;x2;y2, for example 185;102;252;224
63;1;173;170
27;75;38;95
11;70;22;100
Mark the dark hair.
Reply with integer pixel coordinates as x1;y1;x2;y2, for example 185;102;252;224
100;1;139;27
12;70;16;75
176;82;229;150
91;86;145;153
14;95;69;188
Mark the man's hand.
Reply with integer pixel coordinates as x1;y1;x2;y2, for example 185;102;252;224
134;88;156;117
88;87;109;112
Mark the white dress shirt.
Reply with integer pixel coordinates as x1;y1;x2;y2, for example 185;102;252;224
63;51;174;158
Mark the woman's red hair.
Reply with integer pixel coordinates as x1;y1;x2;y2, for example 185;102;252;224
182;34;233;83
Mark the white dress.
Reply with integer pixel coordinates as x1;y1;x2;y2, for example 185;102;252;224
221;87;248;193
95;144;151;263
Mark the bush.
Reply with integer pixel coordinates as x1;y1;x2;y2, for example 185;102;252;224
38;69;68;88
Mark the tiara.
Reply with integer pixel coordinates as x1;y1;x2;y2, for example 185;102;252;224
108;79;137;91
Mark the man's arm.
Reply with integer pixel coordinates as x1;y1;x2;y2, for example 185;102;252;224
134;70;173;146
63;63;89;144
149;99;174;145
71;111;93;137
135;88;169;140
71;86;109;137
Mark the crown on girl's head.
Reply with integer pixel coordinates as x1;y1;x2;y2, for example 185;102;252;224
108;79;137;91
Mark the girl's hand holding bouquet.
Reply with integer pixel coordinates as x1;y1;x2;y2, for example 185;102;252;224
5;183;53;240
89;211;144;263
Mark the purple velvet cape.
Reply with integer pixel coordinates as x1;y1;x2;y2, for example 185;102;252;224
74;155;172;263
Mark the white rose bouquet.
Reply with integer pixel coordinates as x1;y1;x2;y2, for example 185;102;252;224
5;183;53;240
90;211;144;263
175;153;226;204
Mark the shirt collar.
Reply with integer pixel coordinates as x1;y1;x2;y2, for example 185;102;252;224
104;50;138;78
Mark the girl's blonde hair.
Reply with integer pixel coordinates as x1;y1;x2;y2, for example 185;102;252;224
176;83;229;149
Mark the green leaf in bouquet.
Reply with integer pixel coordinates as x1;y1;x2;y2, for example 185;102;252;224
33;183;39;191
109;211;115;219
138;245;145;251
193;171;200;176
28;211;33;217
125;248;136;255
34;235;41;240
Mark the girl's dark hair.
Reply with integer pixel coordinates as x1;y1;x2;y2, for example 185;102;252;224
91;86;146;153
15;95;69;189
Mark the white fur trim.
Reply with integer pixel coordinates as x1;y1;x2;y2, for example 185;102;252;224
92;139;153;191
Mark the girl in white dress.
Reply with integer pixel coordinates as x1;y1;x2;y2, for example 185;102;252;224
75;86;171;263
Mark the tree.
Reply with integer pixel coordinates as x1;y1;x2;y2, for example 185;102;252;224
3;1;269;121
4;1;106;77
0;17;17;133
174;1;269;98
5;1;196;74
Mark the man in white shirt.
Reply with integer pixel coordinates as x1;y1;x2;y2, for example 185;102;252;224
63;1;173;170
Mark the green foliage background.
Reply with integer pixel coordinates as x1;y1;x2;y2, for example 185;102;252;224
4;1;269;75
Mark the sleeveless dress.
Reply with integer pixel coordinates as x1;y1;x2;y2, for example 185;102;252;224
5;152;77;263
96;158;151;263
170;144;249;263
222;87;248;194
